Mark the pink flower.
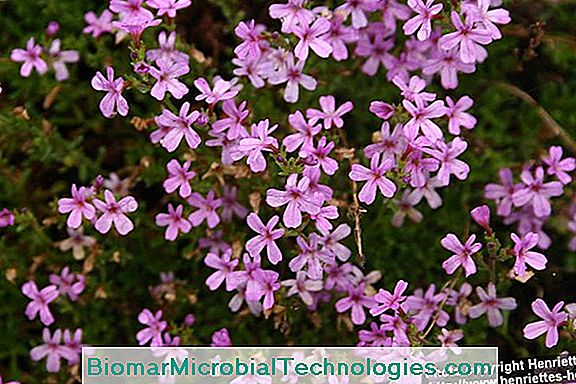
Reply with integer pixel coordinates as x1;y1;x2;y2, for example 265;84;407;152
369;101;395;120
438;328;463;348
83;10;114;38
293;17;333;61
211;328;232;347
205;250;239;291
422;48;475;90
93;190;138;235
445;96;476;135
237;119;279;173
510;232;547;276
136;309;167;347
403;0;443;41
512;166;563;217
155;103;201;152
11;38;48;77
485;168;522;216
48;40;79;81
149;59;190;100
402;98;446;141
441;233;482;277
22;281;59;326
246;269;280;310
266;174;321;228
110;0;154;20
49;266;85;302
63;329;83;365
439;11;492;64
0;208;15;227
306;95;354;130
58;184;95;229
268;53;317;103
336;0;378;29
246;213;284;265
283;111;322;154
425;137;470;186
364;122;406;160
269;0;315;33
335;283;375;325
194;77;239;105
370;280;408;316
405;284;449;331
523;299;567;348
468;283;517;327
392;75;436;105
30;329;77;373
147;0;191;18
146;31;189;64
187;191;222;228
234;20;267;59
319;224;351;262
212;100;250;140
91;66;129;118
349;153;397;204
471;204;491;232
463;0;511;40
282;271;323;306
290;234;332;279
155;204;191;241
163;159;196;198
220;185;248;222
542;146;575;185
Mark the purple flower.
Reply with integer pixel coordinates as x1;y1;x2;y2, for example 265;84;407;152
405;284;449;331
58;227;96;260
83;10;114;38
463;0;511;40
425;137;470;186
49;267;85;302
155;204;191;241
335;283;375;325
319;223;351;262
246;269;280;310
445;96;476;135
364;122;406;160
369;101;395;120
136;309;167;347
404;149;439;188
543;146;575;185
468;283;517;327
403;98;446;141
392;75;436;105
93;190;138;235
149;59;190;100
110;0;154;21
22;281;59;326
91;67;129;118
439;11;492;64
403;0;443;41
194;77;239;105
211;328;232;347
48;40;79;81
221;185;248;222
290;234;332;279
391;190;423;227
441;233;481;277
283;111;321;154
293;17;333;60
336;0;377;29
58;184;95;229
323;13;357;61
282;271;323;306
523;299;567;348
471;204;491;232
438;328;463;348
146;31;189;64
246;213;284;265
307;95;354;130
234;20;267;59
485;168;522;216
11;38;48;77
266;174;321;228
237;119;279;173
511;232;547;276
512;166;563;217
63;329;83;365
163;159;196;198
187;190;222;228
370;279;408;316
422;48;475;90
212;100;250;140
30;329;77;373
147;0;191;17
269;0;315;33
349;153;396;204
447;282;472;324
155;103;201;152
306;137;338;175
0;208;15;227
205;249;239;291
268;53;317;103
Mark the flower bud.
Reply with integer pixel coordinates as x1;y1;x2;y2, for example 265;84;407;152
471;205;491;232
